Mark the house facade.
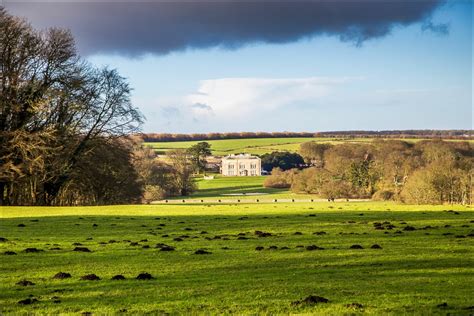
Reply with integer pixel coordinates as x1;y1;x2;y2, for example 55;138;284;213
221;154;261;176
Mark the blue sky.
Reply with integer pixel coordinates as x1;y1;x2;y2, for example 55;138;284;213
11;1;472;133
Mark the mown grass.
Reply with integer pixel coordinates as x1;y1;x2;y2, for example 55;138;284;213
144;137;473;156
1;202;473;314
190;175;290;199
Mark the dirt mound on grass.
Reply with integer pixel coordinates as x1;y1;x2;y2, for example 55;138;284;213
156;243;175;251
53;272;72;279
403;226;416;231
350;244;364;249
346;302;363;308
24;248;43;253
292;295;329;306
255;246;264;251
73;247;91;252
18;224;26;227
4;251;16;255
255;230;272;237
370;244;382;249
194;249;212;255
306;245;324;251
18;298;38;305
111;275;126;280
80;274;100;281
0;237;8;242
136;273;153;280
16;279;35;286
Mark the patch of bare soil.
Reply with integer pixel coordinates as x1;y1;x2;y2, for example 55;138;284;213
80;274;100;281
73;247;92;252
53;272;72;279
18;298;38;305
346;302;363;308
16;280;35;286
136;273;154;280
24;248;43;253
292;295;329;306
255;231;272;237
194;249;212;254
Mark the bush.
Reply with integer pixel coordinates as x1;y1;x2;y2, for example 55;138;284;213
263;168;297;188
320;180;354;199
291;168;330;194
142;185;166;204
372;190;394;201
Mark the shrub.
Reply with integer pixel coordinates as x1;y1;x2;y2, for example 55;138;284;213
372;190;394;201
263;168;297;188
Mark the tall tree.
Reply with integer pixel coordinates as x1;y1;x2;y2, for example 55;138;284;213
187;141;211;174
0;7;143;205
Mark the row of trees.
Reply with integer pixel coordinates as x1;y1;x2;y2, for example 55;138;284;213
142;131;316;142
142;130;472;142
264;140;472;204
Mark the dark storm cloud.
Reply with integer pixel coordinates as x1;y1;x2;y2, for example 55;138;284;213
4;0;446;56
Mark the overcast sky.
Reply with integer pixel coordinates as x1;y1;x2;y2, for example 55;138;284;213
5;0;472;133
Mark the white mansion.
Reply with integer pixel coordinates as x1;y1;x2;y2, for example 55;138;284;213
220;154;261;176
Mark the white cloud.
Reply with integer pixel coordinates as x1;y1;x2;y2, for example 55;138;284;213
185;77;351;119
136;76;360;132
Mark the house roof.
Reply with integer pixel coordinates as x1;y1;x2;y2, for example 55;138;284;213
222;153;260;160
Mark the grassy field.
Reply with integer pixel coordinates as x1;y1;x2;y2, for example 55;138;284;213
1;202;473;314
173;175;321;202
145;137;473;156
145;137;370;155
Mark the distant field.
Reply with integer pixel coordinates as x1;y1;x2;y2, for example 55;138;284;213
1;202;472;314
144;137;472;156
144;137;371;155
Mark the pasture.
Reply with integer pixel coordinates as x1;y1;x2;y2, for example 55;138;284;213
175;175;323;202
144;137;472;156
145;137;369;155
1;202;473;314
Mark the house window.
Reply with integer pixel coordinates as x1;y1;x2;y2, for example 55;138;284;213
228;170;234;175
239;164;245;169
250;164;256;169
228;164;234;169
250;170;256;175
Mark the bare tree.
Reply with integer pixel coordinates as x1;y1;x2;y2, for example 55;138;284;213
0;7;143;205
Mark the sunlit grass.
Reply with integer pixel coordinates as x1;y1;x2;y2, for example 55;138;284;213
0;202;473;314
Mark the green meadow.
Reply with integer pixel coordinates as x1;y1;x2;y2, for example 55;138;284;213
1;202;473;315
145;137;369;155
144;137;472;156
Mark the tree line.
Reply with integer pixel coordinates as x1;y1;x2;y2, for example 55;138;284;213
141;130;473;142
264;140;473;205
